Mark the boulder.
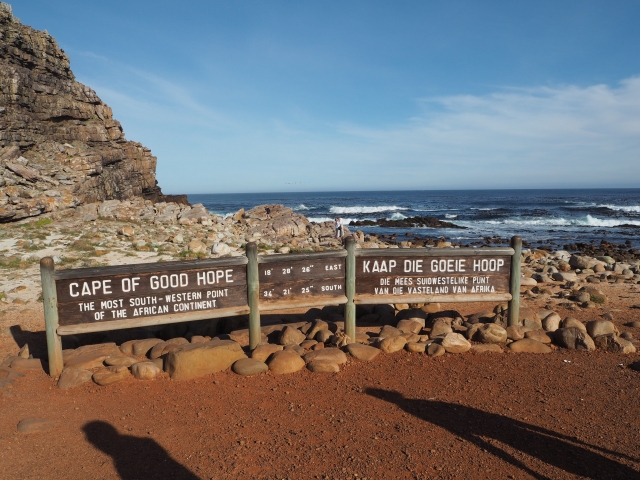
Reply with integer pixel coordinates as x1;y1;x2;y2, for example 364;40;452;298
377;336;407;353
149;342;169;359
10;358;43;372
251;344;284;362
232;358;268;376
542;313;561;332
405;342;427;353
132;338;164;357
430;320;453;337
506;325;533;341
427;343;446;357
165;340;247;380
524;330;553;344
586;320;618;338
57;369;93;390
307;361;340;373
561;317;587;332
104;356;137;367
92;367;131;386
188;240;207;254
315;330;333;343
396;319;423;334
284;344;305;356
345;343;380;361
131;361;161;380
441;333;471;354
303;348;348;365
471;344;503;354
267;350;305;375
508;339;552;353
279;326;306;346
212;243;231;255
476;324;507;344
593;335;636;354
306;320;329;339
552;272;577;282
119;340;137;355
64;353;109;370
378;325;403;339
554;327;596;351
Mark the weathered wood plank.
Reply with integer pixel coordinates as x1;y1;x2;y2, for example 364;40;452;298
356;274;509;295
258;250;346;264
53;256;247;280
55;265;246;304
258;257;345;283
56;306;250;336
354;293;512;305
259;296;347;312
260;277;345;303
57;283;248;326
355;247;515;258
356;255;511;277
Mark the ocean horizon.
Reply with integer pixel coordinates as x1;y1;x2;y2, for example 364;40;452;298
188;188;640;250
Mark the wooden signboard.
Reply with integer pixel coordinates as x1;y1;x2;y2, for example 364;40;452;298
257;250;348;311
41;237;522;376
51;257;249;335
354;247;514;305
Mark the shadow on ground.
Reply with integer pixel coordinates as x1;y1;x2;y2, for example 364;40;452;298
83;421;199;480
365;388;640;480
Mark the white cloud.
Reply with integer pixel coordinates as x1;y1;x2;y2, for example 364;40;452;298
67;53;640;192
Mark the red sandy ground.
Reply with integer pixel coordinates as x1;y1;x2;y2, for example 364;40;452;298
1;284;640;479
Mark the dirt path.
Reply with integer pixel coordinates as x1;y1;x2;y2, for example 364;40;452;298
1;344;639;479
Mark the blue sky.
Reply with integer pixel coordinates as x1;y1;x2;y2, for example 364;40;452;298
11;1;640;193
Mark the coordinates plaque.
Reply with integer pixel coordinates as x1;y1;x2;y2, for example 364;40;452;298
258;254;346;306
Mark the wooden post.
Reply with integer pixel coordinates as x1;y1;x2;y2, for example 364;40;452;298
508;236;522;327
344;236;356;342
246;242;261;350
40;257;63;377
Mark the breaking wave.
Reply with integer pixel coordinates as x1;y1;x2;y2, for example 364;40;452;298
329;205;407;214
596;204;640;213
476;215;640;227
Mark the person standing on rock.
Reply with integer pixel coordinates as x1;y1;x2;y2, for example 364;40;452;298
265;206;271;219
335;217;343;238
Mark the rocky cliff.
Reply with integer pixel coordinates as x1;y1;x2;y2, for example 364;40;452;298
0;3;178;222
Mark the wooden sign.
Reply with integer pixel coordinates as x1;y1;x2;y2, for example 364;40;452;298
257;251;347;310
40;238;522;377
53;258;248;327
354;248;513;304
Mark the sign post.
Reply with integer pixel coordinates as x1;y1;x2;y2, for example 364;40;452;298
507;236;522;327
40;257;63;377
246;243;261;350
344;236;356;342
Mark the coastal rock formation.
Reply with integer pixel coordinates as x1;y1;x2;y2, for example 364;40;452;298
349;216;466;229
0;3;177;222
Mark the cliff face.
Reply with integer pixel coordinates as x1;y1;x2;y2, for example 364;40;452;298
0;3;174;222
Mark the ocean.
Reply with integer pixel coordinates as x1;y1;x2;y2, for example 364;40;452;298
188;189;640;249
